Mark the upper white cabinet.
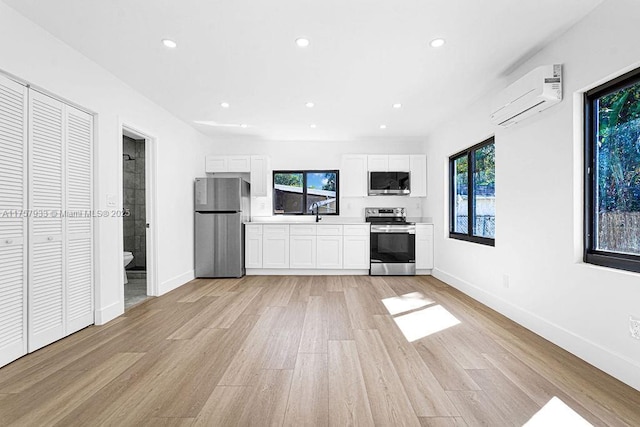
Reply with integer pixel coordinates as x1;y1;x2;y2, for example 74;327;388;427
205;155;251;173
228;156;251;172
341;154;367;197
205;156;227;173
367;155;389;172
410;154;427;198
389;155;410;171
250;155;270;197
416;224;434;270
367;155;410;171
205;154;270;197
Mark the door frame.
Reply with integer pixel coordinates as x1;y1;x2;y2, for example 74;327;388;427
118;120;159;299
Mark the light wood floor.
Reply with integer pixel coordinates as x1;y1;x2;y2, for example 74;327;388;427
1;275;639;426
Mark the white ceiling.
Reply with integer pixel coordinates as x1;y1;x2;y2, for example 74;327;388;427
3;0;603;142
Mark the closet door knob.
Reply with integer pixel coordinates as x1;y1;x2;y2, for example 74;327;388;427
48;236;54;241
5;239;12;244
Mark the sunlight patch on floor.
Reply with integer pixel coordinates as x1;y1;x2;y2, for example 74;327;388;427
381;291;435;315
392;304;461;342
524;396;593;426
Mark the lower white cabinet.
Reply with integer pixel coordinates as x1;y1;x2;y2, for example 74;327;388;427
245;225;263;269
317;236;343;269
244;222;374;271
343;235;370;269
416;224;434;269
290;235;317;268
343;224;370;269
262;225;290;268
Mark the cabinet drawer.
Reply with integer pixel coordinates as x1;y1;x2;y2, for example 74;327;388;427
290;224;317;236
317;224;343;236
343;224;370;236
245;224;263;235
263;224;290;236
416;224;433;236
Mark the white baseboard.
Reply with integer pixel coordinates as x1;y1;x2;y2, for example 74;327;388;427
432;267;640;392
94;300;123;325
246;269;369;276
159;269;195;295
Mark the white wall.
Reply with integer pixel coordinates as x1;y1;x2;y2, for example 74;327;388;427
208;140;428;219
425;0;640;390
0;2;211;323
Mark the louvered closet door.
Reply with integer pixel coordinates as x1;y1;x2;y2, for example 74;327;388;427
0;75;28;366
28;90;65;352
65;105;93;334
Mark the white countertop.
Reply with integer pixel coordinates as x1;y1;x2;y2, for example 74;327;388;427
248;216;367;225
247;216;433;225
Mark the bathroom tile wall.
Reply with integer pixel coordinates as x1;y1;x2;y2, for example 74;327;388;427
123;136;146;270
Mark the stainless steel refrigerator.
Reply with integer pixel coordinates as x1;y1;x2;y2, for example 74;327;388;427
194;177;250;278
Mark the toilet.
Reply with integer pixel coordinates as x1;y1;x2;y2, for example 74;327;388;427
123;251;134;284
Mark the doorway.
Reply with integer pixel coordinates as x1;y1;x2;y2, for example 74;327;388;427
121;125;157;310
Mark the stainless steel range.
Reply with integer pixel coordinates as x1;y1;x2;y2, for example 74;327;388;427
366;207;416;276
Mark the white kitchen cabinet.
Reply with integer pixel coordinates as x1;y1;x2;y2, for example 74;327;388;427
367;155;388;171
343;224;370;269
410;154;427;198
317;235;343;269
368;155;410;171
205;156;228;173
290;224;317;236
205;155;251;173
317;224;343;236
250;155;270;197
262;225;290;268
245;224;263;268
416;224;434;270
316;224;343;269
388;155;410;171
290;235;317;268
341;154;367;197
228;155;251;172
290;224;317;269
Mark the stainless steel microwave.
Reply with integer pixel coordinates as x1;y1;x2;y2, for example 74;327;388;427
368;171;410;196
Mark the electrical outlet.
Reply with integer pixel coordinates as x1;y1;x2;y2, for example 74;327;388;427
630;316;640;340
502;274;510;289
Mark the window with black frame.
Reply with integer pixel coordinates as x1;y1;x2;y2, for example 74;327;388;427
273;170;339;215
585;68;640;273
449;137;495;246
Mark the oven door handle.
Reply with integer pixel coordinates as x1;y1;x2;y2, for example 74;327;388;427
370;225;416;234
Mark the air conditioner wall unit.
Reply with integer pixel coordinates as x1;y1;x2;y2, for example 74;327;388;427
490;64;563;127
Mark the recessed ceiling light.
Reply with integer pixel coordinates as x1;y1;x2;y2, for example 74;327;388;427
220;102;230;108
240;124;248;128
392;103;402;109
310;124;317;128
305;102;315;108
429;38;446;48
379;124;387;129
162;39;177;48
295;38;310;48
